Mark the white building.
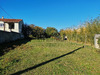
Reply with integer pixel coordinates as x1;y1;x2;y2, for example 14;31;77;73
94;34;100;49
0;17;23;33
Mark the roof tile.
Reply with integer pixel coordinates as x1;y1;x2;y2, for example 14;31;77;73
0;19;22;22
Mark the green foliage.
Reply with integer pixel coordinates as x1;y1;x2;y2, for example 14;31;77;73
22;24;32;38
60;16;100;45
98;38;100;45
29;25;45;39
22;24;59;39
45;27;58;38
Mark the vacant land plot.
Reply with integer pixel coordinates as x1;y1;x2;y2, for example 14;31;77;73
0;39;100;75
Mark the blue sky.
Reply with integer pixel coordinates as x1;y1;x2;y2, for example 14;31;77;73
0;0;100;31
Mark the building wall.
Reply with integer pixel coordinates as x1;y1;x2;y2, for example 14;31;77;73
94;34;100;49
0;30;22;44
19;21;23;33
0;21;4;31
5;23;10;32
12;23;19;33
0;21;23;33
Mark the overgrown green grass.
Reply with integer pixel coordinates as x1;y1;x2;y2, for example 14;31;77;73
0;39;100;75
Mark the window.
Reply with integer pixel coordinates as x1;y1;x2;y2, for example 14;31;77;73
0;23;4;27
9;23;14;29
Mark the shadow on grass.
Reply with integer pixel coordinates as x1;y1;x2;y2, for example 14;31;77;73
0;38;32;56
11;46;84;75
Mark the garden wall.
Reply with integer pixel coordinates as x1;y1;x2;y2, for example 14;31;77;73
0;30;23;44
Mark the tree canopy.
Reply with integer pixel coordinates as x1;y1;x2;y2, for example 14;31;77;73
45;27;58;38
22;25;58;39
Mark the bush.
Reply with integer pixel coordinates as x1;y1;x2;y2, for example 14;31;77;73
98;38;100;45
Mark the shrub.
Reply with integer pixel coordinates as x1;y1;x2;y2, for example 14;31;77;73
98;38;100;45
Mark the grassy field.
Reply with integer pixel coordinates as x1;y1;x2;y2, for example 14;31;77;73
0;39;100;75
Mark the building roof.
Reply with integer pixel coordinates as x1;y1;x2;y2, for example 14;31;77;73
0;19;22;22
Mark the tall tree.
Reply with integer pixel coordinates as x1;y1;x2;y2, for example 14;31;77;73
45;27;58;38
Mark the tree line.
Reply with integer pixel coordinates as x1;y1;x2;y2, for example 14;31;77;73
22;24;59;39
60;16;100;45
22;16;100;45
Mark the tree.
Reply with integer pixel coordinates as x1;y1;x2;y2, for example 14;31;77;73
45;27;58;38
29;24;45;39
22;24;32;38
33;26;45;39
59;29;66;40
